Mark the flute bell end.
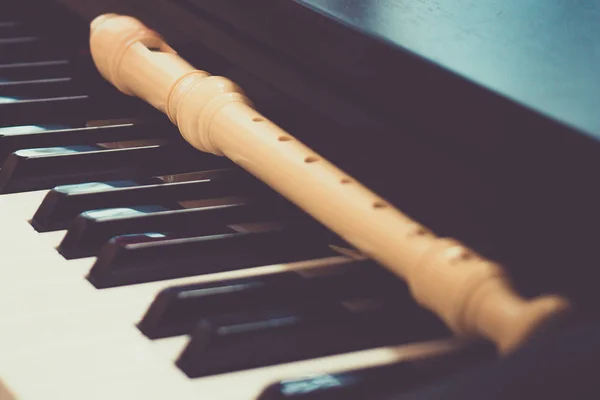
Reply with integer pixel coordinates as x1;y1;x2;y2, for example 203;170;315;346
497;295;571;354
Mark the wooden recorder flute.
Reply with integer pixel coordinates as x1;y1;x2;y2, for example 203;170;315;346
90;14;570;353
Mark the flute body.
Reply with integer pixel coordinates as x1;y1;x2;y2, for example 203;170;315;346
90;14;569;352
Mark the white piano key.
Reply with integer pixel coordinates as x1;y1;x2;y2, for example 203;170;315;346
0;333;200;400
0;186;468;400
0;190;48;220
36;230;67;247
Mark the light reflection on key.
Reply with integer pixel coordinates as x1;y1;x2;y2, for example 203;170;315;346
0;96;18;103
14;145;101;157
54;180;148;195
80;205;170;221
0;124;69;135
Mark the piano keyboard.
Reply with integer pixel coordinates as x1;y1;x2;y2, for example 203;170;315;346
0;2;496;399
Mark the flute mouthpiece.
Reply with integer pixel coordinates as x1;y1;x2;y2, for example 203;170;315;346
89;13;167;95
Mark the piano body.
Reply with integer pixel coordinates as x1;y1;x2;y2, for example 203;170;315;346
0;0;599;398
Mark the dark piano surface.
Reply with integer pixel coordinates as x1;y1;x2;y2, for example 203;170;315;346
57;0;600;139
53;0;600;306
304;0;600;139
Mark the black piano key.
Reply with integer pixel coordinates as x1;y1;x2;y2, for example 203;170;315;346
0;8;24;21
138;260;406;339
1;6;87;40
0;1;80;35
0;60;73;82
0;37;40;62
0;2;29;20
88;225;337;288
176;295;449;378
0;36;77;63
0;88;155;126
257;341;495;400
0;95;128;126
0;95;87;126
0;76;82;95
0;21;32;39
58;201;285;259
31;171;261;231
0;143;225;193
0;120;174;164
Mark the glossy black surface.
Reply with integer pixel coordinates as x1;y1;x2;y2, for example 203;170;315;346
295;0;600;140
57;201;269;259
0;5;153;128
0;21;31;39
258;341;494;400
0;89;152;127
30;170;260;231
177;295;448;377
0;95;88;127
0;78;83;98
0;2;87;63
138;260;407;338
0;120;173;164
0;143;225;194
0;36;70;64
89;225;336;288
0;60;74;82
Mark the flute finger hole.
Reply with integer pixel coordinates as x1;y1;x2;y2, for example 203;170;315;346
340;178;352;184
305;156;320;163
373;201;388;209
278;136;293;142
408;227;429;237
252;117;265;122
414;228;428;236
